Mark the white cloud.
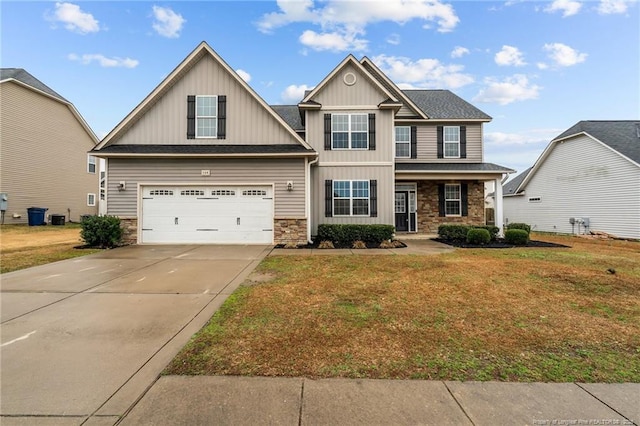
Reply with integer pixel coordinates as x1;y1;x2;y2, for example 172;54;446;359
536;62;549;70
543;43;587;67
544;0;582;17
372;54;474;89
236;69;251;83
299;29;368;52
281;84;313;103
50;2;100;34
68;53;139;68
597;0;629;14
152;5;185;38
451;46;469;58
484;128;563;147
473;74;541;105
495;45;526;67
386;33;401;45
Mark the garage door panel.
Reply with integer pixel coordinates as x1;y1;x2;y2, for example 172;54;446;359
141;186;274;244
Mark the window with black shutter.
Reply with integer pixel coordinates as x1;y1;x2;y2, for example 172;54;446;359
370;179;377;217
217;95;226;139
368;113;376;150
325;180;333;217
187;95;196;139
460;126;467;159
437;126;444;158
410;126;417;159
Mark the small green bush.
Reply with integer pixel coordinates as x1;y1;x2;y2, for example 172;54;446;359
466;228;491;245
507;222;531;235
438;224;471;241
316;224;394;245
80;215;123;248
505;229;530;245
473;225;500;241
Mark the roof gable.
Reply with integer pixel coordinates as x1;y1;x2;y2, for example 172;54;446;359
96;42;311;151
502;167;532;196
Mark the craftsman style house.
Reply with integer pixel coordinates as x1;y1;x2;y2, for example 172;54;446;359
93;42;512;245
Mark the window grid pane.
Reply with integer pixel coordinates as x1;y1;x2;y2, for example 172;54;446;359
445;184;461;216
197;118;217;137
444;142;459;157
350;114;368;131
351;132;368;149
395;127;410;142
352;181;369;198
444;126;459;142
352;199;369;216
332;114;349;131
396;142;410;158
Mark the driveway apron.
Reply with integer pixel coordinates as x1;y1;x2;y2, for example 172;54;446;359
0;244;271;424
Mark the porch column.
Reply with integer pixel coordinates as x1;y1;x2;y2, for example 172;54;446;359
494;176;504;236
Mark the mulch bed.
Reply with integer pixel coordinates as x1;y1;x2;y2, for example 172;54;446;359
275;241;407;249
433;238;570;249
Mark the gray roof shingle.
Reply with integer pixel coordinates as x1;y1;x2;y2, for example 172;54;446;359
396;163;513;173
403;90;492;120
93;144;315;155
271;105;304;131
502;167;532;195
554;120;640;164
0;68;68;103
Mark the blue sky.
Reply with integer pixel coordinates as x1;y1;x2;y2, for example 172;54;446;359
2;0;638;176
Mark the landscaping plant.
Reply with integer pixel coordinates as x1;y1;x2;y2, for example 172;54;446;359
80;215;123;248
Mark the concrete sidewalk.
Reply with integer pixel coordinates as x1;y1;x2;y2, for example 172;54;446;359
121;376;639;425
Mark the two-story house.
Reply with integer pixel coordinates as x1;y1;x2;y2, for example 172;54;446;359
92;42;513;245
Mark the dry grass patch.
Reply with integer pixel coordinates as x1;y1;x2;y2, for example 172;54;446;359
166;234;640;382
1;224;100;273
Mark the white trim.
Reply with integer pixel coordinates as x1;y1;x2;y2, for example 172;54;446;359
331;113;369;150
394;126;411;159
320;162;394;167
321;105;380;110
332;180;371;217
87;155;97;174
443;126;461;159
87;193;96;207
92;152;316;159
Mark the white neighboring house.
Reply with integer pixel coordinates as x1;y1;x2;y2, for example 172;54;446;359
503;121;640;240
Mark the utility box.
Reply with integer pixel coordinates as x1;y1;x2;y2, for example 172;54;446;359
0;193;7;211
51;214;65;226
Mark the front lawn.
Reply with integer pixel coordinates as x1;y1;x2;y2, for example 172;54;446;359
165;234;640;382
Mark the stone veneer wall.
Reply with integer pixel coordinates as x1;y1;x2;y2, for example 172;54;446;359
119;217;138;245
274;218;308;246
416;181;485;234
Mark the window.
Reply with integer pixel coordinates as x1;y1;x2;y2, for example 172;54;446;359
444;126;460;158
196;95;217;138
87;193;96;206
149;190;174;196
528;197;542;203
395;126;411;158
242;189;267;196
332;114;368;149
180;190;205;196
212;190;235;196
87;155;96;174
333;180;369;216
444;184;461;216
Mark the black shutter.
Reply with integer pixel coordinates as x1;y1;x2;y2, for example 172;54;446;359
370;180;377;217
217;96;226;139
437;126;443;158
325;180;333;217
410;126;417;159
461;183;468;217
324;114;332;150
187;95;196;139
368;113;376;150
438;184;445;217
460;126;466;158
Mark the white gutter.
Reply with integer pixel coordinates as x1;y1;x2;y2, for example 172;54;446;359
306;155;319;243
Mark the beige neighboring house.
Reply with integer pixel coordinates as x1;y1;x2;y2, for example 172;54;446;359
1;68;99;224
92;42;513;245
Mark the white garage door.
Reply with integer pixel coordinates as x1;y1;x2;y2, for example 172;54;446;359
141;186;273;244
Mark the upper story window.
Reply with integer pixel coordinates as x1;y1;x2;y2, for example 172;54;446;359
395;126;411;158
332;113;368;149
444;126;460;158
196;95;218;138
87;155;96;174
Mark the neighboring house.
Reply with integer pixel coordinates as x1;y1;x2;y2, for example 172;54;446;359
92;42;513;245
503;121;640;240
0;68;99;223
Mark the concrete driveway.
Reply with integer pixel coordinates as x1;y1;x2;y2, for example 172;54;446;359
0;244;271;425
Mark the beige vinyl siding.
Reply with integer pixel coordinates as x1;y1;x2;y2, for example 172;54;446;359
111;55;299;146
305;109;394;163
311;165;394;234
503;135;640;239
0;82;98;223
395;123;483;163
107;158;306;218
313;64;388;107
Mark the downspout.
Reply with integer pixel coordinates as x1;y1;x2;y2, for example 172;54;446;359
306;155;319;243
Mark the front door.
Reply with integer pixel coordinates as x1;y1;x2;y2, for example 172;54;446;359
395;191;409;232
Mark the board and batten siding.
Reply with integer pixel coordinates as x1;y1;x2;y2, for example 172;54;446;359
312;63;389;107
305;109;394;163
394;123;483;163
311;165;395;234
107;158;306;218
111;54;299;146
0;82;98;223
503;134;640;240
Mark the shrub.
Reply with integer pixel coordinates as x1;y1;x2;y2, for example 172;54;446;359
80;215;123;248
505;229;530;245
466;228;491;245
507;222;531;235
473;225;500;241
438;224;471;241
316;224;394;245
